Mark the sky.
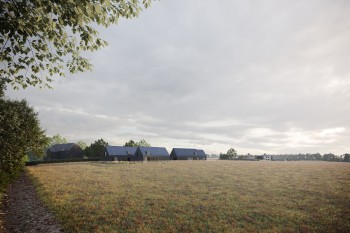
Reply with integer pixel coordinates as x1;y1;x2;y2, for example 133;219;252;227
5;0;350;155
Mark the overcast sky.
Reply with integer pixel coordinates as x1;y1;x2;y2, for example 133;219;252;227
6;0;350;155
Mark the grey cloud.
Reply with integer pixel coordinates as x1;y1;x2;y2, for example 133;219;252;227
6;0;350;155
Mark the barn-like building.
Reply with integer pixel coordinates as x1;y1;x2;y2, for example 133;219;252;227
170;148;207;160
105;146;137;161
130;146;169;161
46;143;83;160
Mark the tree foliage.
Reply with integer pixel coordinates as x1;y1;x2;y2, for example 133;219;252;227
137;139;151;147
48;134;68;146
124;139;137;147
227;148;237;157
124;139;151;147
344;154;350;162
84;138;108;157
0;79;5;97
0;0;153;88
219;153;229;160
322;153;335;161
219;148;238;160
0;87;48;187
76;140;88;150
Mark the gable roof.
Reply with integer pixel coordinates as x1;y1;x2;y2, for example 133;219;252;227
171;148;207;157
48;143;79;152
106;146;137;156
195;149;206;157
172;148;196;156
137;146;169;156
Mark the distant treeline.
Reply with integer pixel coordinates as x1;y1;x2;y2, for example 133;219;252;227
231;153;349;162
212;148;350;162
260;153;349;162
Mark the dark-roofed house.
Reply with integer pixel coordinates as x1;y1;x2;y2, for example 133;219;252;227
105;146;137;161
196;149;207;160
130;146;169;161
46;143;83;160
170;148;207;160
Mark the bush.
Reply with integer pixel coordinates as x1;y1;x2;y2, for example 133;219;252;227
0;88;48;193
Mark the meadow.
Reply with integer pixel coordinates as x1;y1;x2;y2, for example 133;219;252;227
28;161;350;233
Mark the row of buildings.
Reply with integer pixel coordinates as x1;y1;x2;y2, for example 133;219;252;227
46;143;207;161
106;146;207;161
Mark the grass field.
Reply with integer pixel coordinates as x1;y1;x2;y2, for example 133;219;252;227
28;161;350;232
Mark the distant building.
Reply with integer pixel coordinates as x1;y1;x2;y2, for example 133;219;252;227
130;146;170;161
256;154;272;161
105;146;137;161
170;148;207;160
239;154;256;160
46;143;83;160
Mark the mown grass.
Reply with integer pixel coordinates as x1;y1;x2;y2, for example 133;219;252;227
28;161;350;232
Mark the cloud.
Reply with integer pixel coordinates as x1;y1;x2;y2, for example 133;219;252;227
5;0;350;155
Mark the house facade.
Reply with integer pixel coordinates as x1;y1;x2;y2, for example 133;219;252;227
46;143;83;160
170;148;207;160
105;146;137;161
130;146;170;161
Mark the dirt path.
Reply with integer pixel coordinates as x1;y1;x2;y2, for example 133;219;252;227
1;172;63;233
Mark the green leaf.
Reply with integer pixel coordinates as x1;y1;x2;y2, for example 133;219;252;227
0;0;157;89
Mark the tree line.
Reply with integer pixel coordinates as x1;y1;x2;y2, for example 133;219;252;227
259;153;349;162
217;147;350;162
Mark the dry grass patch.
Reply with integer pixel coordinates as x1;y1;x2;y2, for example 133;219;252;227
28;161;350;232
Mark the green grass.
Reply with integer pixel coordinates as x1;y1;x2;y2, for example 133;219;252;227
28;161;350;232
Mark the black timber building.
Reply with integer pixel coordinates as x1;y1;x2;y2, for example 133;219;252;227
105;146;137;161
170;148;207;160
46;143;83;160
130;146;170;161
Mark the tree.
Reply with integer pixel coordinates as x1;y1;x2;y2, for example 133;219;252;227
343;154;350;162
322;153;335;161
227;148;238;159
124;139;151;147
124;139;137;147
84;138;108;157
137;139;151;147
76;140;88;150
219;148;238;160
48;134;68;146
219;153;229;160
0;88;48;187
1;0;154;89
312;153;322;160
